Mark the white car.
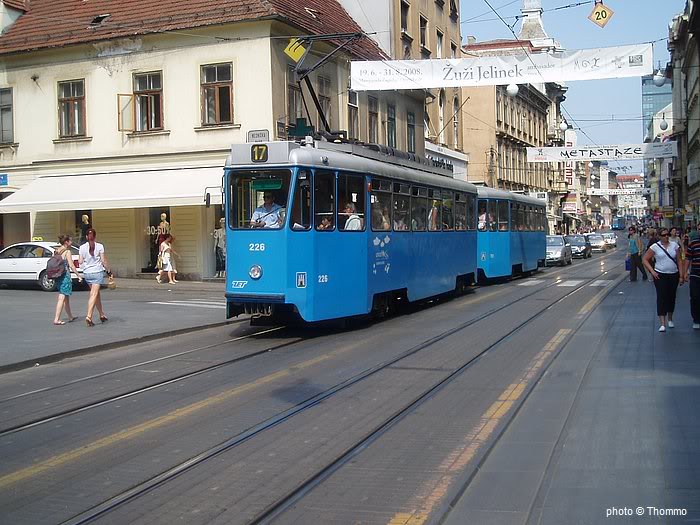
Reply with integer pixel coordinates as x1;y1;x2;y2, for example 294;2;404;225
0;242;82;291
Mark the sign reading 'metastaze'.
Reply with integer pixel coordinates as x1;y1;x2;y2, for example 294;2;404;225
350;43;652;90
526;142;678;162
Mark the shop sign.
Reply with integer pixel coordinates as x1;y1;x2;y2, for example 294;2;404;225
685;214;695;222
426;154;454;173
247;129;270;143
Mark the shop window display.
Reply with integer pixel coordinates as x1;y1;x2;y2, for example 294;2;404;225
143;208;170;272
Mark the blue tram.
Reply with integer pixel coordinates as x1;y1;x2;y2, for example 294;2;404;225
222;140;479;322
476;187;546;280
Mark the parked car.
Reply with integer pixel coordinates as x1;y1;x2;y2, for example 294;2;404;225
584;233;607;253
564;235;592;259
0;242;82;291
546;235;573;266
602;232;617;248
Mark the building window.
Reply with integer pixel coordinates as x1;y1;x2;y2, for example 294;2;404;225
287;66;303;126
407;111;416;153
0;88;13;143
436;30;443;59
424;110;431;139
368;96;379;143
419;16;428;49
401;1;410;33
449;0;458;20
58;80;85;138
134;72;163;131
347;90;359;140
387;103;396;149
453;97;459;149
451;42;458;59
201;63;233;125
403;41;412;60
318;76;332;130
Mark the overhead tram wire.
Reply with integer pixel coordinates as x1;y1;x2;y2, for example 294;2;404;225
462;0;594;26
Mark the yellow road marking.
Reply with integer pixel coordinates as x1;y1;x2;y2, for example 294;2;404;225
0;352;334;490
387;328;572;525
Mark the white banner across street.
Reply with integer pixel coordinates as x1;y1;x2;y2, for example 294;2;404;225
350;43;652;91
526;142;678;163
587;188;650;196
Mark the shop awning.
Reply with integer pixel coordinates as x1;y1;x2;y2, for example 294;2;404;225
0;167;224;213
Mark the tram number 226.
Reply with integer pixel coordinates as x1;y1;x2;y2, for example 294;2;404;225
249;243;266;251
318;274;328;283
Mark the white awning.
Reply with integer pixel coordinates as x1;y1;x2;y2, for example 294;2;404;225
0;167;224;214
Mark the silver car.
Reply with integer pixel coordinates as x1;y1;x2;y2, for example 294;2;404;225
546;235;573;266
602;232;617;248
585;233;607;253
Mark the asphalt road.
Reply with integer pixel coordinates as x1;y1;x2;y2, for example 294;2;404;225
0;282;230;369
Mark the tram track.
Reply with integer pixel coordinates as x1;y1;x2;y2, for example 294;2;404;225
57;255;625;525
1;251;618;440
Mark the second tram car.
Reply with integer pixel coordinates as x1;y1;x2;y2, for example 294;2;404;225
223;140;479;322
476;187;546;280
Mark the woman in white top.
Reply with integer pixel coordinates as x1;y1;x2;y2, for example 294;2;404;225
642;227;687;332
78;228;112;327
156;234;178;284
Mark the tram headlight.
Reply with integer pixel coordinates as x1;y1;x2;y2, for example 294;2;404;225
249;265;263;280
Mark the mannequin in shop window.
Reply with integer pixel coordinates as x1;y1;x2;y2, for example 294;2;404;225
80;215;91;245
156;213;170;248
213;218;226;278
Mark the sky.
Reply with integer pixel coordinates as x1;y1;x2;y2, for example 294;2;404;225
459;0;686;169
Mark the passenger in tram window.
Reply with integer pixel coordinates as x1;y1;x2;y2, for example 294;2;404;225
316;216;333;230
342;203;363;230
393;212;408;231
251;192;283;229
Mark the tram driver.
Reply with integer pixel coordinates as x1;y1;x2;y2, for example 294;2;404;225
251;192;284;229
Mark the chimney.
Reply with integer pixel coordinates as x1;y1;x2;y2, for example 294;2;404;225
467;35;476;45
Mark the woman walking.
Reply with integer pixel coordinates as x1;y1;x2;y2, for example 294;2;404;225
79;228;112;327
643;227;686;332
52;234;82;325
156;234;178;284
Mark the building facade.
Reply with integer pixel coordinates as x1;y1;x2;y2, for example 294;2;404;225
339;0;466;179
0;0;424;278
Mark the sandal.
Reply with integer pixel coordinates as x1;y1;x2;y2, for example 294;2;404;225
100;316;108;323
156;276;162;284
85;317;95;327
53;321;65;325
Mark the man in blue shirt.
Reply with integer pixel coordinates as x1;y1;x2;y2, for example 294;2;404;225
628;226;647;282
251;193;283;229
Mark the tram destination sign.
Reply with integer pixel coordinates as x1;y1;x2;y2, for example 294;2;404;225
350;43;652;90
526;142;678;163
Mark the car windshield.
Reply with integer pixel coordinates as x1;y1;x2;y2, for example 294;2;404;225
589;234;604;241
546;236;564;246
566;236;585;245
230;169;291;229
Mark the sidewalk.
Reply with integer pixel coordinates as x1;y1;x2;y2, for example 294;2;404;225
115;276;226;292
446;279;700;524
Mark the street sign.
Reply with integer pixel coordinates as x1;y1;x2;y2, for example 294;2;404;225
589;2;614;28
247;129;269;143
284;38;306;63
0;174;7;187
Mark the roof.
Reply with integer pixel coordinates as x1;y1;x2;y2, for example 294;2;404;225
0;0;385;60
1;0;27;12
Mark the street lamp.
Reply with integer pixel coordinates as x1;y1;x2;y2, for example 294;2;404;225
559;121;568;132
506;83;519;97
659;113;668;131
653;69;666;87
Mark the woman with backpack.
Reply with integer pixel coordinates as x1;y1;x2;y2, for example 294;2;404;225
642;227;687;332
52;234;82;325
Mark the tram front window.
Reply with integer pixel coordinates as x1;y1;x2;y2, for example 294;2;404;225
230;170;291;229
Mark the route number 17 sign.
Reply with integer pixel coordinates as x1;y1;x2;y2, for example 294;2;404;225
589;1;614;28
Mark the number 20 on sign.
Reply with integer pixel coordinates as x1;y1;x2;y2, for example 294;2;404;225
589;1;614;28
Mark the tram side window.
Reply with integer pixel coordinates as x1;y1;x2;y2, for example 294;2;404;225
442;191;454;231
526;206;533;231
498;200;509;231
488;200;498;232
411;187;428;231
518;204;525;231
290;170;311;230
338;173;365;231
370;179;391;231
466;194;477;230
393;183;410;231
314;170;335;231
454;193;467;231
477;199;488;231
428;189;442;231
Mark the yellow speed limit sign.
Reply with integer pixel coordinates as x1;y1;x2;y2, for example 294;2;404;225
589;2;614;28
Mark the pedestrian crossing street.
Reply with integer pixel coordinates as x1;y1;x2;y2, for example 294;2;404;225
517;279;614;288
148;298;226;310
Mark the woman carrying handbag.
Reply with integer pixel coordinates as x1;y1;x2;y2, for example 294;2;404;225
642;228;686;332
